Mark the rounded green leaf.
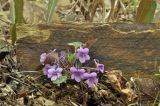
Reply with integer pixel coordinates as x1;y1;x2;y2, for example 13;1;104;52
52;75;67;86
68;42;82;49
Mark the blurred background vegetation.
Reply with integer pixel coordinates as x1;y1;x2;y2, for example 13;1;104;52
0;0;160;45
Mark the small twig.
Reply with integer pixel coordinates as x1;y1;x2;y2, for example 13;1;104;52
0;1;9;11
119;0;127;15
23;77;43;95
16;89;37;98
19;71;41;73
60;59;69;70
33;75;43;81
81;67;97;71
6;56;14;69
67;0;79;15
0;18;11;25
0;64;7;68
114;0;119;9
83;92;88;106
9;75;31;86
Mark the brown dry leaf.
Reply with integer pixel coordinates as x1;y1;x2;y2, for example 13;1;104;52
16;98;24;105
24;0;47;24
106;70;127;91
1;84;14;96
98;90;109;97
121;88;137;102
44;50;59;65
88;0;106;22
105;70;137;102
33;97;55;106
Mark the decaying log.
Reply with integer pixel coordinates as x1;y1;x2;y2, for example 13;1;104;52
16;23;160;74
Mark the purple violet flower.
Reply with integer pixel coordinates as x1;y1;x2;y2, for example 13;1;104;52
83;72;98;87
47;66;63;81
96;63;104;73
43;64;52;75
77;47;90;63
40;53;47;65
94;59;105;73
70;67;85;82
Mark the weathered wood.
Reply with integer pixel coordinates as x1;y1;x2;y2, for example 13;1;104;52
16;23;160;74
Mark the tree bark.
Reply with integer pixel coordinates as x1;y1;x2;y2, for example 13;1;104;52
16;23;160;76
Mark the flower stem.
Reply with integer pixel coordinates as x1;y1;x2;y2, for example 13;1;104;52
81;67;97;71
94;59;99;64
80;81;86;106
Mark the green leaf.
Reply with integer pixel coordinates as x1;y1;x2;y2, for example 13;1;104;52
68;42;82;49
130;0;139;10
135;0;157;23
154;74;160;78
13;0;25;23
46;0;58;23
131;0;139;6
67;52;76;63
10;0;25;45
10;0;15;24
10;24;17;45
52;75;67;86
144;0;157;23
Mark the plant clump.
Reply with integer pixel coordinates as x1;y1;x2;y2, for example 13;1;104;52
40;42;105;87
